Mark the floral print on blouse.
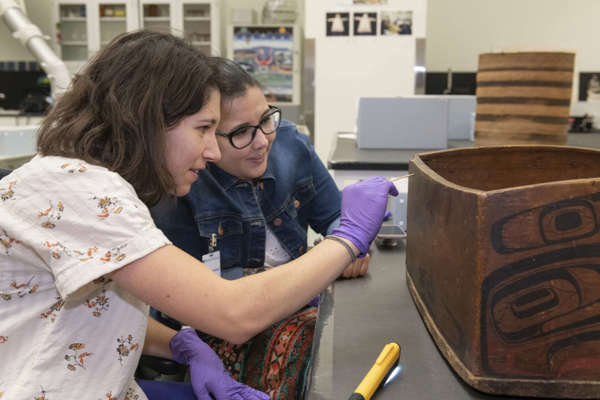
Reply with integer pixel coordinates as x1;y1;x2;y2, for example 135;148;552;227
0;155;171;399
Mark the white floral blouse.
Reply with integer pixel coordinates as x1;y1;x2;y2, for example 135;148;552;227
0;155;171;400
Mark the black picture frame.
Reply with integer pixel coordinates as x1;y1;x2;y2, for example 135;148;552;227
579;72;600;102
353;12;377;36
326;12;350;36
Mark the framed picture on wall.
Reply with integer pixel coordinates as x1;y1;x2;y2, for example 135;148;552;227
353;12;377;36
579;72;600;102
326;12;350;36
227;25;300;104
380;11;413;35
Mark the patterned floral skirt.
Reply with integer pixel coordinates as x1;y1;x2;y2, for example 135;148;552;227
199;306;317;400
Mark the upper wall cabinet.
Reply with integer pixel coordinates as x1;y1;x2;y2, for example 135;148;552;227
181;0;217;55
53;0;220;73
139;0;174;33
98;0;138;47
139;0;219;56
53;0;93;71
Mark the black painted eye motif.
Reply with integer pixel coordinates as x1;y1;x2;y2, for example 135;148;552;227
492;198;599;254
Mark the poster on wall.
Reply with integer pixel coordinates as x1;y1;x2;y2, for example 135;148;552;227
380;11;413;35
579;72;600;102
353;12;377;36
232;26;294;103
326;12;350;36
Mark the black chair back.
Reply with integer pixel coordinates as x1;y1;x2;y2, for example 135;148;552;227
0;169;11;179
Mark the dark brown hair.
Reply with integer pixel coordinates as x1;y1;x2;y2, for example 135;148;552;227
38;30;216;207
208;57;261;101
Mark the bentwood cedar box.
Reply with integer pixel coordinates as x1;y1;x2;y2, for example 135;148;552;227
406;145;600;398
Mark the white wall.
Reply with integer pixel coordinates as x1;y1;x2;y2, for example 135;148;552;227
426;0;600;71
306;0;427;161
426;0;600;123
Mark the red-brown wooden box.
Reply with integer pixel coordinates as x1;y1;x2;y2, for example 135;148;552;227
406;145;600;398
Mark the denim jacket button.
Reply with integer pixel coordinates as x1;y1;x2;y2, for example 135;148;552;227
299;246;305;254
217;225;224;235
259;182;264;190
274;218;282;226
293;199;300;208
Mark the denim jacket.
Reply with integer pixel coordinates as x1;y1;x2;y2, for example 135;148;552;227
152;120;341;280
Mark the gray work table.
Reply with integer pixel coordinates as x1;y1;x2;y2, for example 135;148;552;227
308;132;600;399
306;242;495;400
327;132;600;171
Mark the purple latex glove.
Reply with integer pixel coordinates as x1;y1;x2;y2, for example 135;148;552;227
383;210;392;221
170;329;269;400
331;176;398;255
308;294;320;308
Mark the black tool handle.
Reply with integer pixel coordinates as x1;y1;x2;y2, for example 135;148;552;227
349;394;366;400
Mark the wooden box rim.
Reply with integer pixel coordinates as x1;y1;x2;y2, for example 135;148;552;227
411;145;600;196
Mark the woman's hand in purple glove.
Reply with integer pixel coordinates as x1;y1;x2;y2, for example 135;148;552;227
169;328;269;400
331;176;398;255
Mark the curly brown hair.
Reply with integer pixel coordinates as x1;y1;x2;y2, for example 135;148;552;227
37;30;217;207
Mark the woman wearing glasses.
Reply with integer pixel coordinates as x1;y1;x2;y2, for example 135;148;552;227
153;57;369;282
151;58;371;398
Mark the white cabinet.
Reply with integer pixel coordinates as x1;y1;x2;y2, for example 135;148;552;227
53;0;138;73
53;1;93;72
98;0;139;47
139;0;174;33
181;0;218;56
53;0;219;73
140;0;219;55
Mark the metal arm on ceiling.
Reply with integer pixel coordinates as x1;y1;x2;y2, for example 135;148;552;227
0;0;71;98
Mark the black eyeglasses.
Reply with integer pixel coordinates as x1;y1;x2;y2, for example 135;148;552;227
216;105;281;149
